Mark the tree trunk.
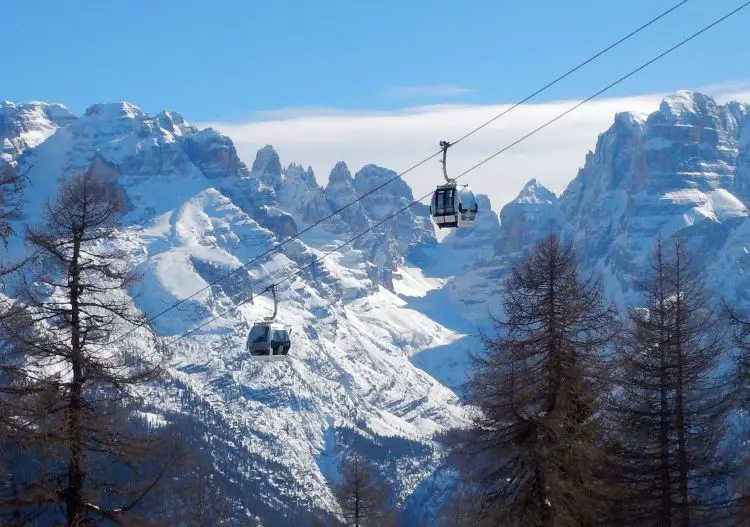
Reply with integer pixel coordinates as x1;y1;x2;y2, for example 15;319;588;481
354;454;360;527
657;248;673;527
675;357;689;527
535;463;552;527
659;340;672;527
547;253;560;415
674;248;690;527
66;233;85;526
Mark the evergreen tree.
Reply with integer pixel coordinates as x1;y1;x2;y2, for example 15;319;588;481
182;445;233;526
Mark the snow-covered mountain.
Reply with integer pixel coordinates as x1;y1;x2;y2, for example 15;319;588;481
0;100;464;524
560;91;750;306
2;90;750;524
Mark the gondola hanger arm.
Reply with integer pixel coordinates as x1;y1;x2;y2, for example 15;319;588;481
269;284;277;321
439;140;453;183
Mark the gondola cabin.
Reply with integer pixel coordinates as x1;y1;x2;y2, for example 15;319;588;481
246;322;291;361
430;182;478;229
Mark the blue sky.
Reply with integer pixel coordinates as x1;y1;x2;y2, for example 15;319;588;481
4;0;750;212
2;0;748;121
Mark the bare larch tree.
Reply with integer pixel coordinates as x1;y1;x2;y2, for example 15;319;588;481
437;481;483;527
609;239;734;526
335;451;392;527
607;240;677;526
457;234;617;526
725;294;750;526
0;172;165;526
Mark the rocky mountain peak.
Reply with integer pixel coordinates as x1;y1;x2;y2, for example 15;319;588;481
354;164;413;201
284;163;318;189
83;101;144;121
658;90;718;119
497;179;563;254
513;178;558;205
154;110;194;136
327;161;354;188
252;145;282;176
0;101;76;163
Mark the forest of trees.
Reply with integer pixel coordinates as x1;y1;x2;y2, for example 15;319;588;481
445;234;750;527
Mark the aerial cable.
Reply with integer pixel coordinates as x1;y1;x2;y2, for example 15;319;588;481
106;0;689;346
163;0;748;351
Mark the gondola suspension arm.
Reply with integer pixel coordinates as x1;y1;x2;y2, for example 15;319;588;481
268;284;278;321
439;140;453;183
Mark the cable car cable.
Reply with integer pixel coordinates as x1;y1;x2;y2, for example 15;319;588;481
163;0;748;352
105;0;689;346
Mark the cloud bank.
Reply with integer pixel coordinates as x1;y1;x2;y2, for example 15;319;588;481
202;85;750;215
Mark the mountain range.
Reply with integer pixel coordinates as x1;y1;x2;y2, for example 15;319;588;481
1;90;748;524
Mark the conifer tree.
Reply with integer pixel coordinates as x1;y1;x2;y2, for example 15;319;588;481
437;482;483;527
609;240;733;526
458;234;616;526
725;302;750;525
335;452;392;527
182;446;233;526
0;172;165;525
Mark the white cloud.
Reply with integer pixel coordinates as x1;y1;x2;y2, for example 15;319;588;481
717;91;750;105
694;80;750;103
201;87;750;216
387;84;474;97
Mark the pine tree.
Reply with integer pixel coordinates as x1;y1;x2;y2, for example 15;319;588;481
0;172;166;525
335;452;392;527
609;239;734;526
457;234;617;526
